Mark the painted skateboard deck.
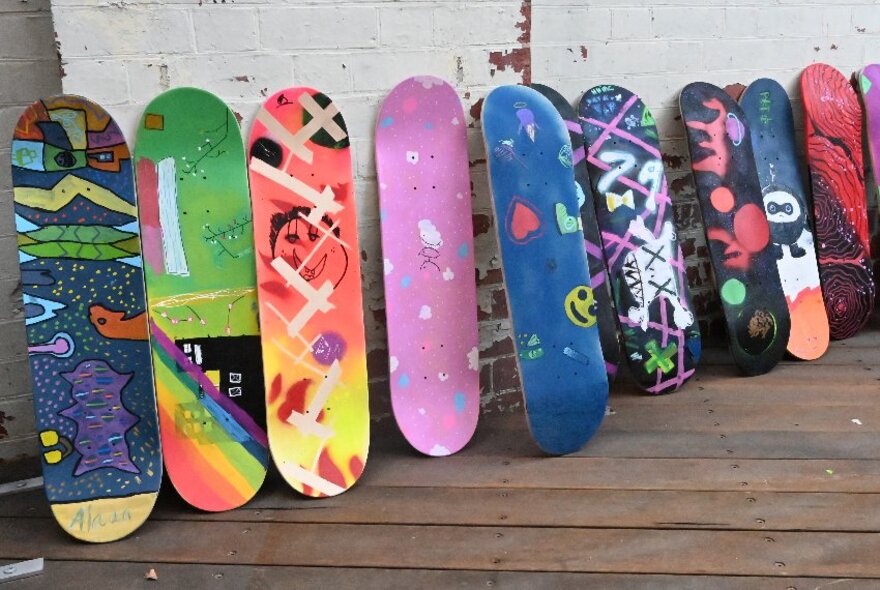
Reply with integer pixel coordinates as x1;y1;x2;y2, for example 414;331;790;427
248;87;368;496
134;87;268;511
740;79;829;361
679;83;790;376
859;64;880;208
800;63;875;340
482;84;608;455
531;83;621;382
579;84;701;393
375;76;479;457
11;95;161;541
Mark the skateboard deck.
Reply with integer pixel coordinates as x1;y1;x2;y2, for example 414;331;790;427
679;82;791;376
375;76;479;457
579;84;701;393
11;95;161;541
740;78;829;361
800;63;875;340
482;84;608;455
531;83;621;383
134;87;268;511
248;87;368;496
859;64;880;209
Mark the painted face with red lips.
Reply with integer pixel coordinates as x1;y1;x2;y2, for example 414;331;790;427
270;206;349;288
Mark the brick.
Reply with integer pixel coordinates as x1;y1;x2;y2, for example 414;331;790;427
61;58;130;105
379;6;433;48
166;53;293;103
53;7;194;58
260;6;378;51
193;8;259;53
126;60;171;102
291;53;352;95
531;6;612;43
0;60;60;104
0;236;20;282
433;4;523;46
611;7;652;41
852;5;880;34
347;51;454;94
0;0;51;12
491;355;520;393
0;14;56;59
0;319;26;361
653;7;723;40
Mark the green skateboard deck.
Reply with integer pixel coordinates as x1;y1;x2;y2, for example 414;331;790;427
135;88;268;511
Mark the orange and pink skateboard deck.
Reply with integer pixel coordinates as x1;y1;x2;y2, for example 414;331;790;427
248;87;369;497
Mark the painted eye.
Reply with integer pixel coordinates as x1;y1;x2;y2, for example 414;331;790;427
97;317;107;325
784;204;793;214
285;233;299;243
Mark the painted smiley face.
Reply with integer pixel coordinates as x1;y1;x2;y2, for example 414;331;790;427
564;285;597;328
269;206;350;288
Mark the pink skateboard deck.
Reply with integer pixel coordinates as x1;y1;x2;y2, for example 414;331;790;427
248;88;369;496
375;76;479;457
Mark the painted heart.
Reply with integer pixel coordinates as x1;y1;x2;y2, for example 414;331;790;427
507;196;543;244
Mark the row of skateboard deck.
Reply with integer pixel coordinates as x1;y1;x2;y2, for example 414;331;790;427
10;63;880;541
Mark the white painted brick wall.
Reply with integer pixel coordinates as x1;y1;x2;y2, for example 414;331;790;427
0;0;62;472
0;0;874;449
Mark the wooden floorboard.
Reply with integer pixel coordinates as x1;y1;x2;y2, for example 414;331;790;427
0;560;872;590
0;324;878;585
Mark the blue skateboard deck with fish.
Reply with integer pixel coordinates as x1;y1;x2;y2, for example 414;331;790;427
482;84;608;455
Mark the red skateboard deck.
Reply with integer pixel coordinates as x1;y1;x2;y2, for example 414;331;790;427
801;63;875;340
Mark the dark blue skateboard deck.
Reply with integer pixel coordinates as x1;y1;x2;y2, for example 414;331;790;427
680;82;790;376
11;95;161;542
531;83;621;383
579;84;701;393
740;79;829;361
482;85;608;455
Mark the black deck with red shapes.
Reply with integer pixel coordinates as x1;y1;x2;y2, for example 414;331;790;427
680;82;790;376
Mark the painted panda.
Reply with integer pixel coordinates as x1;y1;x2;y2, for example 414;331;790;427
763;187;808;259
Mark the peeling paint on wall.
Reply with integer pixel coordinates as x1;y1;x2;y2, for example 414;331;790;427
488;0;532;85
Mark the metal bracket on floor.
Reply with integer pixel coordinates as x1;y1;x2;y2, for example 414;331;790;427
0;559;43;584
0;477;43;496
